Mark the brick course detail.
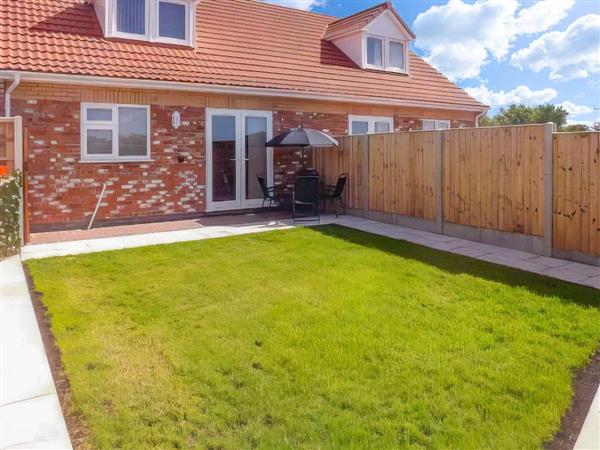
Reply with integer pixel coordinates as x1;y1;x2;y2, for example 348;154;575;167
13;98;205;229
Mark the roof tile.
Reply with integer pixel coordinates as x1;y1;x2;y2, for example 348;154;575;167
0;0;485;109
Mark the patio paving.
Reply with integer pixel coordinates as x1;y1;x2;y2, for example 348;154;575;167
23;214;599;289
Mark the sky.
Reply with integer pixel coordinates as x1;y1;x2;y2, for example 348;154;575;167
263;0;600;126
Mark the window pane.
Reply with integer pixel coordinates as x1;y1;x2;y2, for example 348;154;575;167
422;120;435;131
389;41;405;69
159;1;186;40
118;107;148;157
87;108;112;122
367;37;383;66
436;121;450;130
245;117;267;200
117;0;145;35
351;121;369;135
374;122;390;133
212;116;237;202
87;129;113;155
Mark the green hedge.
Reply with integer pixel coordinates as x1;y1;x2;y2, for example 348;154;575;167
0;171;22;258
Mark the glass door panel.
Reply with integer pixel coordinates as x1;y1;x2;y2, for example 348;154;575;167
211;115;237;203
245;116;267;200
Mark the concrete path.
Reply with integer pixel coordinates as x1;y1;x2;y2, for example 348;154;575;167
1;256;72;450
575;385;600;450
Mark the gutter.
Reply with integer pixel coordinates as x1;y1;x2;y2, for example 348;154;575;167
475;109;488;127
4;73;21;117
0;70;488;114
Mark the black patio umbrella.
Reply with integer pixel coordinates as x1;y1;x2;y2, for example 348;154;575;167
266;127;339;171
266;127;339;148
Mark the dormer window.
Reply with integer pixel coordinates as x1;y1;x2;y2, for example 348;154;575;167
325;2;414;75
95;0;196;47
365;35;407;72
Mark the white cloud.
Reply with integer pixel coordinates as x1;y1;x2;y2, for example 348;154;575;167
514;0;575;35
413;0;575;81
464;84;558;107
261;0;325;10
511;14;600;81
559;101;594;116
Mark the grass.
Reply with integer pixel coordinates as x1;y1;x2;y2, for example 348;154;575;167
26;225;600;449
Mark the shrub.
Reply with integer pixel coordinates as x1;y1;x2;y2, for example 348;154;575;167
0;171;22;258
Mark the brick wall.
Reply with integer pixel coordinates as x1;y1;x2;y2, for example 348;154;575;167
394;115;475;131
13;97;205;230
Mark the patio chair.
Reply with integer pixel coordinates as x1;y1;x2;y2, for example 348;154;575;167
257;175;277;208
293;176;320;223
320;173;347;217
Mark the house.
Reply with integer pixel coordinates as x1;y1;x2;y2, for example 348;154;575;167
0;0;487;230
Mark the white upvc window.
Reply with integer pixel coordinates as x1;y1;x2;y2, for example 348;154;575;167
364;34;408;73
109;0;194;46
422;119;451;130
81;103;151;162
349;115;394;135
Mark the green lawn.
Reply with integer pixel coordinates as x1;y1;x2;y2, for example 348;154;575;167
27;225;600;449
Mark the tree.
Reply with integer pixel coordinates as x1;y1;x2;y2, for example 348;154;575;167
561;124;589;132
480;104;569;130
591;122;600;131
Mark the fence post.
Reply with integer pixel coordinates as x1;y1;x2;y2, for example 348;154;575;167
435;130;444;234
543;122;554;257
362;134;370;216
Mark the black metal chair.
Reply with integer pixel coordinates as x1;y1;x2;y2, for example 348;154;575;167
257;175;277;208
320;173;347;217
293;176;320;223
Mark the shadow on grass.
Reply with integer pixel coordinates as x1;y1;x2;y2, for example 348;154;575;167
310;224;599;308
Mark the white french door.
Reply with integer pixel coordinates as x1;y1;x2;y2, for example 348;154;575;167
206;108;273;212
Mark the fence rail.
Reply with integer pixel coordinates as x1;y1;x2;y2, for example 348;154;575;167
315;125;599;264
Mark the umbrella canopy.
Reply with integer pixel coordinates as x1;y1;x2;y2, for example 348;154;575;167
266;127;339;148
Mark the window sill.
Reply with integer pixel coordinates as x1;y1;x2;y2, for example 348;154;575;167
79;159;155;164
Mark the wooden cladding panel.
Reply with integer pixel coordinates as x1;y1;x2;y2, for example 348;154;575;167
443;125;545;236
553;133;600;256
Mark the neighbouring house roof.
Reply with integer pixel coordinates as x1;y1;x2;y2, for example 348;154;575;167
0;0;486;111
324;1;416;40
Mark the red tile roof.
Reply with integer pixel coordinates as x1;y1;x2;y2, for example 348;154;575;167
325;1;415;40
0;0;486;110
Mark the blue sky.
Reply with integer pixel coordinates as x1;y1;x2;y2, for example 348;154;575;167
265;0;600;126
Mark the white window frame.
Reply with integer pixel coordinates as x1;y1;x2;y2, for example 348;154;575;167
422;119;451;130
363;33;408;73
348;115;394;135
81;103;151;162
108;0;195;47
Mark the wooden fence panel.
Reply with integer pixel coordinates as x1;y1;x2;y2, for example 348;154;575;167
553;132;600;256
314;135;368;211
368;131;437;219
442;125;545;236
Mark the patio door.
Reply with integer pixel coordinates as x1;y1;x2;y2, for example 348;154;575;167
206;109;273;212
